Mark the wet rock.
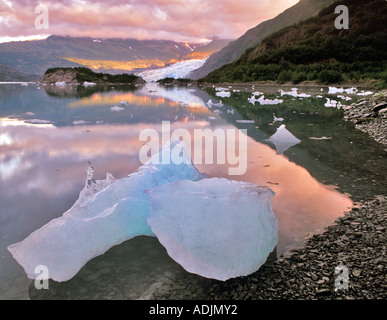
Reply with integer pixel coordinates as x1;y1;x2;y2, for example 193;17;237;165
343;90;387;150
372;102;387;113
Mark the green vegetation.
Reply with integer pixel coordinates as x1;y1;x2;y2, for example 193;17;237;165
203;0;387;86
156;77;191;85
44;67;141;84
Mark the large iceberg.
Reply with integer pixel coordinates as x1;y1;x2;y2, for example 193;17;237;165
8;140;278;282
147;179;278;281
8;140;202;282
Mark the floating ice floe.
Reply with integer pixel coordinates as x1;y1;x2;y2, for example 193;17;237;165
252;91;263;96
337;95;352;101
215;87;229;91
279;88;311;98
83;82;97;87
273;114;284;123
147;179;278;281
324;98;343;108
357;91;374;96
110;105;125;112
268;124;301;154
216;91;231;98
8;140;278;282
324;98;337;108
328;87;357;94
257;95;284;105
248;95;283;105
236;120;255;124
213;100;224;107
24;119;52;125
72;120;90;125
248;95;261;104
309;137;332;140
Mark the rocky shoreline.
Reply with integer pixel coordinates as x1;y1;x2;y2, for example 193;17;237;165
205;196;386;300
343;90;387;151
212;90;387;300
152;90;387;301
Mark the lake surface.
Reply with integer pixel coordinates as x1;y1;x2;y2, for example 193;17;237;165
0;82;386;299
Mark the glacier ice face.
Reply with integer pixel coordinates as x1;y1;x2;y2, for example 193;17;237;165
8;140;202;282
138;59;207;83
147;178;278;281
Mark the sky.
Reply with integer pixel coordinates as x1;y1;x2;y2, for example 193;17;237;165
0;0;299;43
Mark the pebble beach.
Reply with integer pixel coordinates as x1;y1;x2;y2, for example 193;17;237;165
152;89;387;300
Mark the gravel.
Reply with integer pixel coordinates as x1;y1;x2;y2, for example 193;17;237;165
205;196;386;300
154;89;387;301
343;90;387;151
199;90;387;300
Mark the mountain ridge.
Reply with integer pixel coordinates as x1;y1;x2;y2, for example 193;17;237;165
0;35;232;77
202;0;387;85
189;0;337;80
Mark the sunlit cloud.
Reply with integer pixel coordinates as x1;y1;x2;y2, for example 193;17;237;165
0;0;299;42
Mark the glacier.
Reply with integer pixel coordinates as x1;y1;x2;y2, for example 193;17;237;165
147;179;278;281
138;59;208;83
7;140;202;282
8;140;278;282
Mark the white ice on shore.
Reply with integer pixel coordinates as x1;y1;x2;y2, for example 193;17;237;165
147;179;278;281
7;140;202;282
268;124;301;154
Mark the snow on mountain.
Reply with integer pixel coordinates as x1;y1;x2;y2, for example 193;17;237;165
138;58;208;83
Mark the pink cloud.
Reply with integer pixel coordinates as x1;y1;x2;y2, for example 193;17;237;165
0;0;299;42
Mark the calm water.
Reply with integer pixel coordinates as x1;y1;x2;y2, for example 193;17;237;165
0;82;386;299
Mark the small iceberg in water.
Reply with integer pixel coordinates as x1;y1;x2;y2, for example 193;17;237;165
216;91;231;98
110;105;125;112
268;124;301;154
